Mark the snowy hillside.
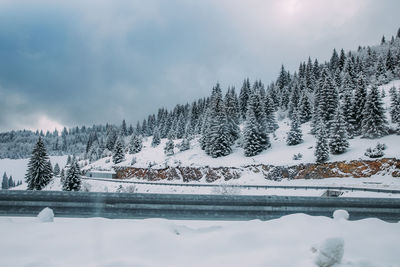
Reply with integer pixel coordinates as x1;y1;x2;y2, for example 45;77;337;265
86;80;400;170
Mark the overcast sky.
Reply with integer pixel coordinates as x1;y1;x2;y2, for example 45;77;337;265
0;0;399;132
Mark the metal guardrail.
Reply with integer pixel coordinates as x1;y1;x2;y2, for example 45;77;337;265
0;190;399;222
81;176;400;194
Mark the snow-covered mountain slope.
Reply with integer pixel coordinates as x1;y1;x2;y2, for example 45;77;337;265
87;80;400;171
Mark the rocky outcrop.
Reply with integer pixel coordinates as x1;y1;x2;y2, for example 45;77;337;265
114;158;400;182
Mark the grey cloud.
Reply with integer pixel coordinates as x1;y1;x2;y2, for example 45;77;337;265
0;0;399;131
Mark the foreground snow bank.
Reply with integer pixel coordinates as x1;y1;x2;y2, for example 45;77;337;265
0;213;398;267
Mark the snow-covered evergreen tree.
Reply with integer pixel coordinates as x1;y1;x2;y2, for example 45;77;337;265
315;122;329;163
352;73;368;134
8;176;14;188
361;84;389;138
239;78;251;120
329;110;349;154
224;87;240;143
112;138;125;164
2;172;8;189
164;134;175;156
25;137;53;190
286;108;303;146
243;108;264;157
201;84;233;158
151;127;161;147
264;94;279;133
179;138;190;152
299;91;312;123
341;90;355;138
129;135;143;154
53;163;60;176
389;87;400;123
62;160;81;191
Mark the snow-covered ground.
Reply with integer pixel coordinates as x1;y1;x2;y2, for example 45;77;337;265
0;211;399;267
87;80;400;170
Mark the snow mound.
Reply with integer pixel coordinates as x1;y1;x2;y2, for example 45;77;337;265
37;207;54;223
313;237;344;267
333;210;349;221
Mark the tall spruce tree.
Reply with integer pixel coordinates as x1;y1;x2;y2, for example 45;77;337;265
299;91;312;123
286;108;303;146
112;138;125;164
243;108;264;157
53;163;60;176
329;110;349;154
224;87;240;143
129;135;143;154
341;90;355;138
315;122;330;163
164;134;175;156
239;78;251;120
2;172;8;189
62;160;81;191
151;127;161;147
264;94;279;133
352;73;368;134
204;84;232;157
25;137;53;190
361;84;389;138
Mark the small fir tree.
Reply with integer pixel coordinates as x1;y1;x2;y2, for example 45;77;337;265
164;135;175;156
286;108;303;146
329;110;349;154
179;138;190;152
25;137;53;190
151;127;161;147
112;138;125;164
315;122;330;163
129;135;143;154
62;160;81;191
361;85;389;138
2;172;8;189
243;108;264;157
53;163;60;176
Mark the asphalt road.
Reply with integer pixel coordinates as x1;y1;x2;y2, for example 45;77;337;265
0;190;399;222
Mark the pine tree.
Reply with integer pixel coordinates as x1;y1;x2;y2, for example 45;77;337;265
243;108;264;157
67;155;72;165
121;119;128;136
62;160;81;191
239;78;251;120
329;110;349;154
352;73;368;134
361;84;389;138
286;108;303;146
164;134;175;156
53;163;60;176
341;90;355;138
2;172;8;189
129;135;143;154
112;138;125;164
390;88;400;123
288;82;301;119
8;176;14;188
206;85;232;157
25;137;53;190
224;87;240;143
315;122;329;163
151;127;161;147
60;169;65;184
264;94;279;133
299;91;312;123
179;138;190;152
